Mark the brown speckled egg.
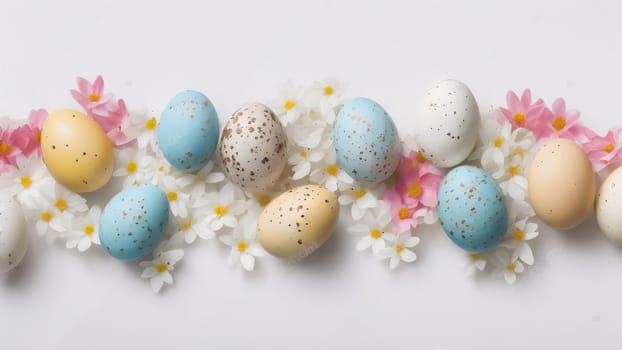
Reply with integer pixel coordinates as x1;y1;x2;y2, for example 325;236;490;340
528;138;596;230
257;185;339;259
219;102;287;192
41;109;114;193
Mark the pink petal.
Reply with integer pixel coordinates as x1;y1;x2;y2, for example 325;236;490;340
93;75;104;95
506;91;521;112
76;77;92;95
520;89;532;106
551;98;566;116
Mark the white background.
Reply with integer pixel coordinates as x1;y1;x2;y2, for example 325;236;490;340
1;1;621;349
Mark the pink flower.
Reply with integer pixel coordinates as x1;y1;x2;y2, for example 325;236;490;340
395;151;441;209
498;89;546;131
383;188;418;234
20;108;48;157
0;126;23;168
535;98;581;140
582;127;622;172
92;99;130;146
70;75;113;116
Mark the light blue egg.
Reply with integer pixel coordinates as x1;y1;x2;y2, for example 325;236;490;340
438;165;508;252
333;97;401;184
157;90;219;172
99;184;170;261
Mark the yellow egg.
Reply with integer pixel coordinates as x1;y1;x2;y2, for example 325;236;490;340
527;138;596;230
41;109;114;193
257;185;339;259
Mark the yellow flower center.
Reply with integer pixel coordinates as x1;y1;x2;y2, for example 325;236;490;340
370;229;382;239
214;205;228;217
55;199;68;212
181;220;192;231
512;148;525;159
395;244;405;253
145;117;157;130
326;164;338;176
494;136;504;148
299;149;308;159
126;161;137;174
604;143;615;153
155;263;168;273
20;176;32;189
40;211;53;222
353;188;367;199
323;85;334;96
34;131;41;143
254;194;271;207
167;192;178;201
158;165;165;172
506;263;516;272
83;225;95;236
552;117;566;131
0;142;11;156
513;112;526;125
237;241;248;252
398;207;410;220
283;99;296;111
408;183;422;198
514;227;525;241
415;151;426;163
508;165;520;176
88;93;100;102
470;253;481;261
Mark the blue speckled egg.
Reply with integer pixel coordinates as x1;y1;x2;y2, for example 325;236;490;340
438;165;508;252
333;97;401;184
157;90;219;172
99;185;170;260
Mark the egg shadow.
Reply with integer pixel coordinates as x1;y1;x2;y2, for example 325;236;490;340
1;234;37;289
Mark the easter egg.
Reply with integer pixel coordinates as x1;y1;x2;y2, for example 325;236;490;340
257;185;339;259
596;167;622;245
0;195;28;273
41;109;114;193
158;90;220;172
528;138;595;230
413;80;480;168
438;165;508;252
333;97;401;184
99;184;170;261
219;102;287;192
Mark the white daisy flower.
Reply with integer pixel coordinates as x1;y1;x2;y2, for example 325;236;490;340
309;148;354;192
192;182;248;235
174;207;214;244
160;175;191;218
113;148;155;187
246;191;276;216
0;155;52;210
219;213;266;271
273;81;306;127
492;156;529;200
464;252;487;275
288;139;331;180
338;185;380;221
493;249;525;284
286;117;329;150
62;206;101;252
50;183;88;215
376;233;420;270
28;196;70;243
347;202;394;254
508;198;535;221
472;119;536;174
311;78;345;117
181;160;226;193
501;217;539;265
139;249;184;293
122;110;159;152
149;155;173;186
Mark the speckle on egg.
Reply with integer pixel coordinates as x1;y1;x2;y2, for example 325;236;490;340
0;196;28;273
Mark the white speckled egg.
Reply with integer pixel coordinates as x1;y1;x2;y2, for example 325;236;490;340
596;167;622;245
413;80;480;168
257;185;339;259
0;195;28;273
219;102;287;192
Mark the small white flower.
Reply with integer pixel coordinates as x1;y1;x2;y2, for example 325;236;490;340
174;208;213;245
507;197;535;220
50;183;88;215
347;203;394;254
113;148;154;187
28;196;70;243
139;249;184;293
286;117;329;149
501;217;539;265
339;186;379;221
288;139;331;180
62;206;101;252
464;253;487;275
219;213;266;271
182;160;226;193
149;155;173;186
0;155;52;210
493;156;529;200
376;233;420;270
309;148;353;192
493;249;525;284
122;110;159;153
161;175;191;218
311;78;345;117
193;182;248;235
273;81;306;127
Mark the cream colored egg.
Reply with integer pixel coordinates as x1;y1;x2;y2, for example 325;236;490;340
528;138;596;230
257;185;339;259
0;195;28;273
596;167;622;245
41;109;114;193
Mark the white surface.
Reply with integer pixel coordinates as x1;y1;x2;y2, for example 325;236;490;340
1;1;621;349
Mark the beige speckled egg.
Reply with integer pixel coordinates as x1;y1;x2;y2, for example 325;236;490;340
257;185;339;259
596;167;622;246
41;109;114;193
219;102;287;192
528;138;596;230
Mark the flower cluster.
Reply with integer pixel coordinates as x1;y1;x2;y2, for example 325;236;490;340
0;109;48;172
